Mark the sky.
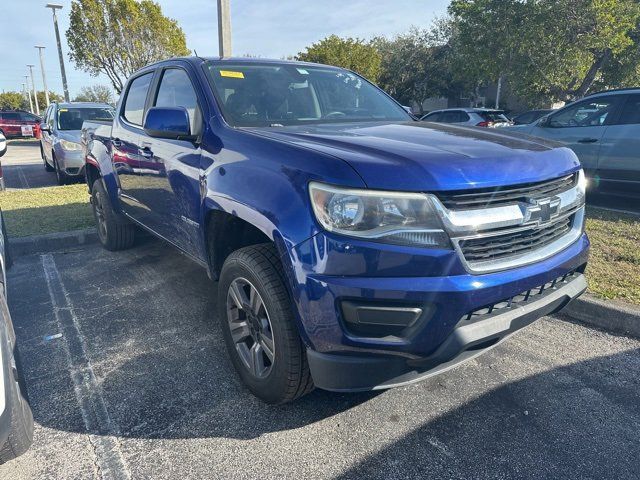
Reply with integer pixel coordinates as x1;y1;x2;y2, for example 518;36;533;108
0;0;449;100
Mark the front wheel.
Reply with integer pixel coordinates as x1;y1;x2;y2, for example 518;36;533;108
42;145;54;171
91;179;135;251
218;244;313;404
53;155;68;185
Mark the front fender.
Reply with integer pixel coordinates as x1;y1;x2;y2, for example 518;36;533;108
83;126;123;212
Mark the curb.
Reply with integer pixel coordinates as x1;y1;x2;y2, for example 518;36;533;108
10;228;98;257
560;293;640;338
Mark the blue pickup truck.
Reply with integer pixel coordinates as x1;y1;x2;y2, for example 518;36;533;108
82;57;589;404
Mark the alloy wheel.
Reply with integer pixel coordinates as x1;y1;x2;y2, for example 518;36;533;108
226;277;275;379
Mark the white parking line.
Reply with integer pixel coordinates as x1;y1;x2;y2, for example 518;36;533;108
17;167;30;188
41;254;130;480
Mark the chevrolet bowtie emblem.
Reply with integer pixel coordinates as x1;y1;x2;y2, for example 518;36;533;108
523;197;561;225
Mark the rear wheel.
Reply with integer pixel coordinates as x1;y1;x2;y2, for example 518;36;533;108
218;244;313;404
91;179;135;251
53;154;68;185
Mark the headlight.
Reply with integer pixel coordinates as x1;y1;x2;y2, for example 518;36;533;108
309;182;450;248
59;139;82;151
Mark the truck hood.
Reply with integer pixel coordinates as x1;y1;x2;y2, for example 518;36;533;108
247;122;580;191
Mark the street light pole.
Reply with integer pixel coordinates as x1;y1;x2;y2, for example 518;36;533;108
27;64;40;115
24;75;34;114
35;46;50;107
217;0;232;57
46;3;70;102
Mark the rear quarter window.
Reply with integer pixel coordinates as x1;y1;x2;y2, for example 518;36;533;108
123;72;154;126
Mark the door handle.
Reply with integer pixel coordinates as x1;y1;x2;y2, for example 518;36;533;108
577;138;598;143
112;138;122;147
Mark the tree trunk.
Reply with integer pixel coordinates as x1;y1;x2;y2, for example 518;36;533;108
571;49;612;100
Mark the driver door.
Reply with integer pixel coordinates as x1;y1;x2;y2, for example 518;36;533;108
527;95;624;175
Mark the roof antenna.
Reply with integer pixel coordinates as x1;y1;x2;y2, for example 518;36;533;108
193;50;205;61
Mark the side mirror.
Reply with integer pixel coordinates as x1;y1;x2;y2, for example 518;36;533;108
143;107;195;141
0;135;6;158
537;116;552;128
40;122;50;133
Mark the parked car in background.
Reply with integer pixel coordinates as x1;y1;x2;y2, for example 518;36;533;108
0;133;6;191
512;109;554;125
40;102;114;185
83;57;588;404
0;111;41;139
0;210;34;463
421;108;512;127
505;88;640;197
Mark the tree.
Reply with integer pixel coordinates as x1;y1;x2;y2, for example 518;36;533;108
67;0;190;93
73;85;115;104
449;0;640;103
374;21;472;110
296;35;382;82
0;92;28;110
36;91;64;108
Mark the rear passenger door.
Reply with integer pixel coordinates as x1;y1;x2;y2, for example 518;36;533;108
112;71;155;220
595;94;640;195
135;66;204;259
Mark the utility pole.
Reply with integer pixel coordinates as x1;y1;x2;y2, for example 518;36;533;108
46;3;70;102
495;75;503;109
217;0;232;57
35;46;50;107
28;64;40;115
24;75;34;114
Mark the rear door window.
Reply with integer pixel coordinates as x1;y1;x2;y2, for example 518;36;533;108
423;112;441;122
123;72;153;126
616;95;640;125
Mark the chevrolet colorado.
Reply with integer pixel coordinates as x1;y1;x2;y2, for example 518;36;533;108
82;57;589;404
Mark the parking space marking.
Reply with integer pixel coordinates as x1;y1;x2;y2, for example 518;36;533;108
41;254;131;480
17;166;30;188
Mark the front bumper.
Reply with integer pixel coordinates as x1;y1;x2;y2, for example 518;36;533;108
308;272;586;391
54;145;85;176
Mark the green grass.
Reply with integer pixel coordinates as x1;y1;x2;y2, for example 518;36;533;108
0;185;638;306
0;184;93;237
584;206;640;305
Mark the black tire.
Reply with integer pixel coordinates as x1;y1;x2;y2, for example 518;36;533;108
218;244;313;404
91;179;135;251
0;345;34;464
42;145;54;172
53;154;68;185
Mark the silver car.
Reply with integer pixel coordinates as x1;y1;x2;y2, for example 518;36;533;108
505;88;640;197
421;108;512;127
40;102;114;185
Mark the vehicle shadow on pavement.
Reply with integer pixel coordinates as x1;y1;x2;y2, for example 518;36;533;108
8;237;380;442
333;348;640;479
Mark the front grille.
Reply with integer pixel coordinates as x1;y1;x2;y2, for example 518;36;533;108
459;216;572;263
437;173;576;210
462;269;581;322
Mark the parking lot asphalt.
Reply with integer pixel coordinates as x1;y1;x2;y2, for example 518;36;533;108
0;237;638;479
3;140;58;189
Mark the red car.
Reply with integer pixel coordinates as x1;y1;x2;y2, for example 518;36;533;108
0;110;41;139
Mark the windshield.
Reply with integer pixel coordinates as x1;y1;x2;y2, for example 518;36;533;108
205;62;410;127
57;107;114;131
